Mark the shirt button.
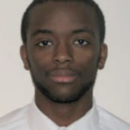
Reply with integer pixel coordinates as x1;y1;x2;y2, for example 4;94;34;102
58;126;66;130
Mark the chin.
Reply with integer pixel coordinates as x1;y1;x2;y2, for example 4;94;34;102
34;78;95;103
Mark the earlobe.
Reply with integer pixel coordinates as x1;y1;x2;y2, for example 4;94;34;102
98;43;108;70
20;45;30;70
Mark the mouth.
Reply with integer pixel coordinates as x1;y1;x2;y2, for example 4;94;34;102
49;69;78;83
50;76;77;83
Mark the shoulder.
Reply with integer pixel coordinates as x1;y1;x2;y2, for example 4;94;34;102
0;104;30;130
97;106;130;130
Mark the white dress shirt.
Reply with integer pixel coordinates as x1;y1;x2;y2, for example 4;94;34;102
0;100;130;130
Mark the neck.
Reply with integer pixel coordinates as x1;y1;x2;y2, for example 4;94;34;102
35;88;93;126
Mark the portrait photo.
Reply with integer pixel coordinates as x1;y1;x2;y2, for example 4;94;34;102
0;0;130;130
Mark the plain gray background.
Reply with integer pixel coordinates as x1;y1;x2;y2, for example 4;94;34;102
0;0;130;124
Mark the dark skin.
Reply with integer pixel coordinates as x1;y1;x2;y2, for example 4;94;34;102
20;2;107;126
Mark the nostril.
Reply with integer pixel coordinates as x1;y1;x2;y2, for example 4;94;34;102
54;54;73;64
55;56;71;64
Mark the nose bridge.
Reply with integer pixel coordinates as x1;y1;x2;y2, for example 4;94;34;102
53;41;72;64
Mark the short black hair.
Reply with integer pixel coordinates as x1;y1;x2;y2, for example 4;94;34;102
21;0;105;45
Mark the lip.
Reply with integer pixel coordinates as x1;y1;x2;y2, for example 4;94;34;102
50;76;77;83
49;70;78;83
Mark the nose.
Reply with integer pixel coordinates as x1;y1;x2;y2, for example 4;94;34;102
53;43;73;65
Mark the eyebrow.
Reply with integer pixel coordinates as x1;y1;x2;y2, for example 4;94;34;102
31;27;95;37
31;29;53;37
72;28;95;37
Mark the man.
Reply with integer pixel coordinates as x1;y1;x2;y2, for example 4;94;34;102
0;0;130;130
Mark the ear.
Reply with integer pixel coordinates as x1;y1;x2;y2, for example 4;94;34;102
20;45;30;70
98;43;108;70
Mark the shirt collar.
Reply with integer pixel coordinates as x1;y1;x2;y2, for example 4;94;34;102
27;99;99;130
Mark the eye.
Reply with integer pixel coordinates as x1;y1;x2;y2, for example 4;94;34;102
36;40;52;47
74;39;89;46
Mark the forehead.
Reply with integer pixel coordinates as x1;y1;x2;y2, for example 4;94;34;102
28;1;99;39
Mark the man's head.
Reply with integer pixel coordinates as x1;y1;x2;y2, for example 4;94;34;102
20;0;107;103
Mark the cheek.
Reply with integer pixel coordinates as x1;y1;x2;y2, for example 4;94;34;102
74;49;99;70
75;51;98;83
28;49;53;71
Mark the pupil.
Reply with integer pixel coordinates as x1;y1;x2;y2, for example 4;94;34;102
79;40;83;44
43;41;48;45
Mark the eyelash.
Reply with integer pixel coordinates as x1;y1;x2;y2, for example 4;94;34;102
36;39;89;47
74;39;89;46
36;40;52;47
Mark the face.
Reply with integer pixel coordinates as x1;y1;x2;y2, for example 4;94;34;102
21;2;107;103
